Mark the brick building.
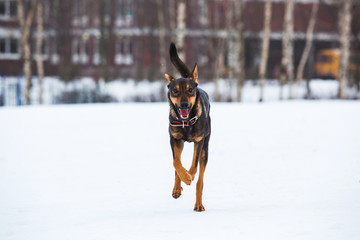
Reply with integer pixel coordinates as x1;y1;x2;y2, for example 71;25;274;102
0;0;359;81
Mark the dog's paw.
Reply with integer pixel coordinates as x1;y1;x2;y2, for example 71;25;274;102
172;187;183;199
179;171;192;185
194;203;205;212
188;168;197;180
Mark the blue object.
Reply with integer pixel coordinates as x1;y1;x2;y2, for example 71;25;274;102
1;75;5;106
16;76;22;106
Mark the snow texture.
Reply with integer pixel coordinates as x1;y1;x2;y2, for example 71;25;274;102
0;101;360;240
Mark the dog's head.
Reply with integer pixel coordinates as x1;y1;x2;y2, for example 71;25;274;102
165;65;198;120
164;43;198;120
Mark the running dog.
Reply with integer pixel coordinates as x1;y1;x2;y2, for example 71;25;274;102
164;43;211;212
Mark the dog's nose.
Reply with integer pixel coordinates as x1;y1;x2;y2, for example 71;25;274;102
180;101;189;108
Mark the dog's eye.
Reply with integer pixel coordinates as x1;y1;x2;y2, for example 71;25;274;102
172;89;178;94
188;88;193;93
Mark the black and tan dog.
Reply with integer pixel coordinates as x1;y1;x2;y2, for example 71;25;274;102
164;43;211;212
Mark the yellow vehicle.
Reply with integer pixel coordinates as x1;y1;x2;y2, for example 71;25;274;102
314;49;340;79
315;48;360;79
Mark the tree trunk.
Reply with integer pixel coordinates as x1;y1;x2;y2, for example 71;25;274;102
295;0;319;97
157;0;166;75
225;0;235;102
338;0;352;99
157;0;167;100
55;0;73;82
279;0;294;100
235;0;245;102
98;0;115;82
259;0;272;102
36;1;45;104
18;0;37;105
214;39;225;102
287;0;294;99
176;0;186;60
305;44;315;99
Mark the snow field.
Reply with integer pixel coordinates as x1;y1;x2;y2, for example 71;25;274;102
0;101;359;240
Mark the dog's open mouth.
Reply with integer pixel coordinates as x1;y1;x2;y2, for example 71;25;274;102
178;108;190;120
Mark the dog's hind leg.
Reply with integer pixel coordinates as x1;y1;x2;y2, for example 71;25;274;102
188;140;204;180
170;138;192;185
172;171;183;199
194;136;209;212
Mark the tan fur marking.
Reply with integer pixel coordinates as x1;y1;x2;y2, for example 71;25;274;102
172;140;192;185
170;96;181;109
188;144;199;180
196;96;202;117
170;129;183;139
190;136;204;143
172;171;182;198
164;73;175;83
191;64;198;84
188;96;196;109
194;160;206;211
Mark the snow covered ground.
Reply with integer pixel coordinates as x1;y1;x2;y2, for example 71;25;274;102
0;101;359;240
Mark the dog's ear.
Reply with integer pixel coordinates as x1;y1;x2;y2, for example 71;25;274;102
164;73;175;83
190;63;198;85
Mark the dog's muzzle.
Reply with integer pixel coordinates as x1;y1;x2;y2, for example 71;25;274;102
178;108;190;119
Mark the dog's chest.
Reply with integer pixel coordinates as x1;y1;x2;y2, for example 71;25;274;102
170;126;203;143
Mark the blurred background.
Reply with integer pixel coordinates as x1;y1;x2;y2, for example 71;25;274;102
0;0;359;105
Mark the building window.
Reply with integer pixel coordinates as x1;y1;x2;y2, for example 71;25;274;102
9;0;16;16
51;38;60;64
10;38;17;53
42;1;50;21
198;39;208;66
96;0;111;25
116;0;133;26
0;37;19;59
126;0;133;17
72;0;88;26
93;37;100;65
32;37;49;60
0;0;17;19
0;38;6;53
72;36;89;64
73;0;80;18
199;0;208;26
115;37;133;65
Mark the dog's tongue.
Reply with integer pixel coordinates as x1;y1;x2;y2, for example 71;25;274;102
179;108;189;118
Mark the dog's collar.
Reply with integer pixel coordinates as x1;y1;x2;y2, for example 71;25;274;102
170;116;198;128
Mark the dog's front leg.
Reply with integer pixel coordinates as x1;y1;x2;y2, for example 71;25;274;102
194;136;209;212
170;138;192;185
188;140;204;180
172;171;182;199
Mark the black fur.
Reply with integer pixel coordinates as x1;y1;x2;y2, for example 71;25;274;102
166;42;211;211
169;43;191;78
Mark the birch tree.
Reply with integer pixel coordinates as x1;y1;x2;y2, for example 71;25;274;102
295;0;319;97
18;0;37;105
279;0;294;100
226;0;235;101
176;0;186;60
36;0;44;104
259;0;272;102
208;1;225;102
235;0;245;102
338;0;352;99
157;0;166;75
287;0;294;99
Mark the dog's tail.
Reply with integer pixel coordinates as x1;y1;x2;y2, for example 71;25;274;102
169;42;191;78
